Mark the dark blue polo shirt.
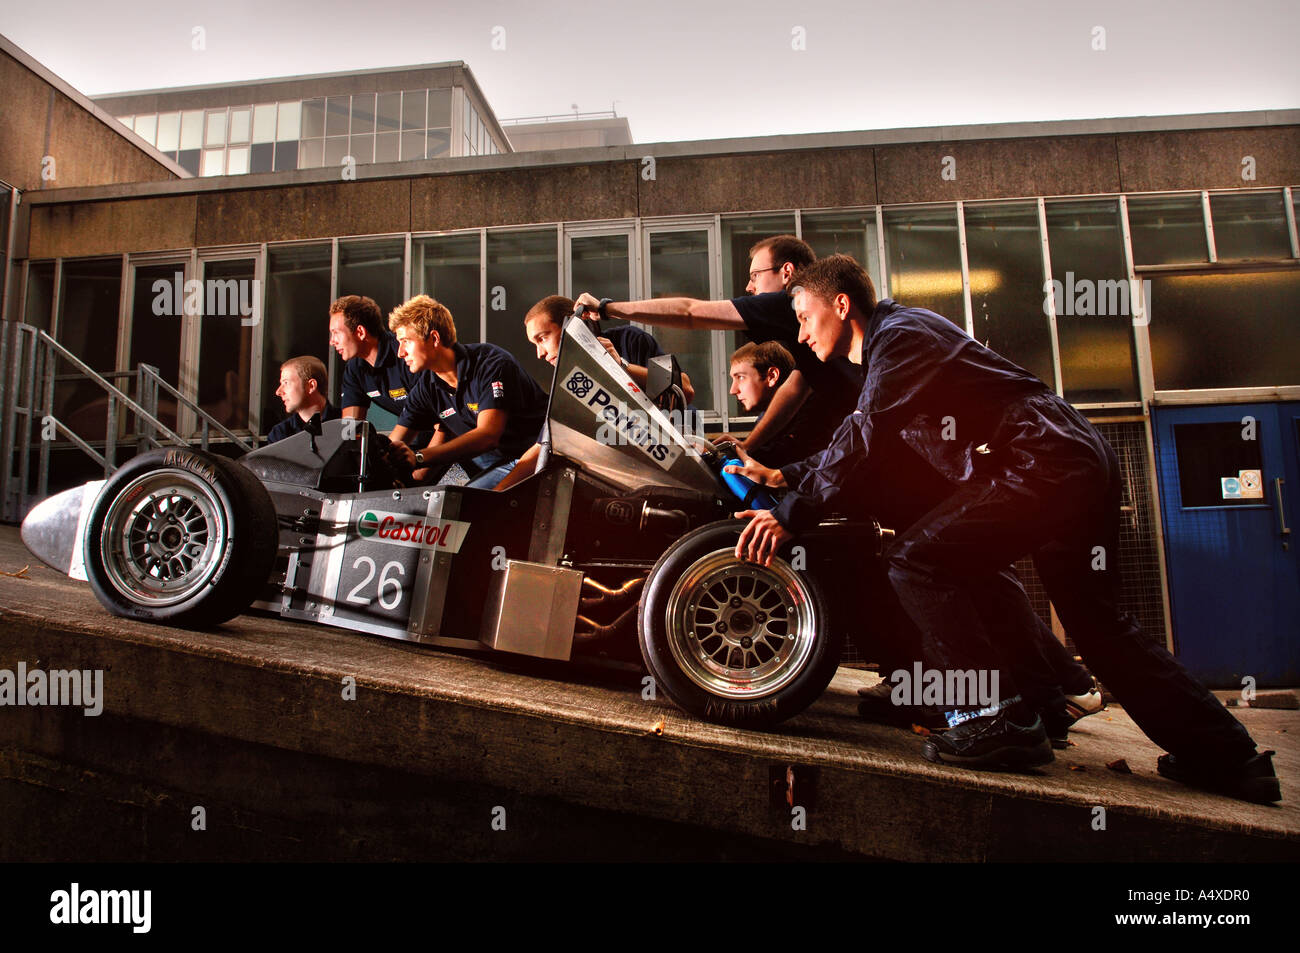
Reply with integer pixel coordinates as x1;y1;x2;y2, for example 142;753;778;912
340;330;421;417
397;342;547;466
603;325;662;369
267;401;341;444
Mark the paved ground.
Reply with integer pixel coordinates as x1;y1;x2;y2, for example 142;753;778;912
1;524;1296;861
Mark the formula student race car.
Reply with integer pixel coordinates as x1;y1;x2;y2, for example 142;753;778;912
21;318;891;728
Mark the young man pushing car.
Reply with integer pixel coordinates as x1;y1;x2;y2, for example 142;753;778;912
729;254;1279;803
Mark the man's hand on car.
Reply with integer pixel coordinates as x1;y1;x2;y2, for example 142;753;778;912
734;509;794;567
386;438;416;469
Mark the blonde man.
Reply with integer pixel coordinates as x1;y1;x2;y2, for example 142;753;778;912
386;295;547;488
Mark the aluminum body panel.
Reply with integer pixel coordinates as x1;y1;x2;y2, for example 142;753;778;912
479;559;583;660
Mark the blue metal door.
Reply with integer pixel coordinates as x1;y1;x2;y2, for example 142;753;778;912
1153;401;1299;685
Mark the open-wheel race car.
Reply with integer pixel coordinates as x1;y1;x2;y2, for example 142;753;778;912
21;318;891;728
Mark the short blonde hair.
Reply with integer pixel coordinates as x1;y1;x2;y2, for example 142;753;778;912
388;294;457;345
281;355;328;391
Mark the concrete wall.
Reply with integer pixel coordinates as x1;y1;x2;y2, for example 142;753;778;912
0;48;179;193
21;122;1300;259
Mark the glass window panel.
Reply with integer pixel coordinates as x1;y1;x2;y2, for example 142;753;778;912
1209;191;1291;261
801;210;881;288
325;96;350;137
647;230;714;410
197;259;256;431
201;149;225;176
228;107;251;143
24;261;56;333
300;98;326;139
226;145;250;175
883;206;964;324
570;234;631;303
155;112;180;152
376;92;402;133
273;140;298;172
350;94;375;136
375;132;399;164
117;115;133;128
964;202;1054;389
177;149;200;176
486;228;559;384
252;103;277;143
129;263;184;431
402;89;426;131
1148;268;1300;390
52;259;121;440
349;134;374;164
298;138;324;169
1294;192;1300;253
264;244;332;433
414;234;482;345
427;130;450;158
249;142;274;174
324;136;349;168
1127;195;1208;266
400;131;425;161
133;114;157;145
204;109;227;147
428;89;452;128
180;110;203;150
718;215;799;415
1045;199;1139;403
57;257;121;373
276;101;301;141
1173;422;1265;508
721;214;798;297
339;238;406;332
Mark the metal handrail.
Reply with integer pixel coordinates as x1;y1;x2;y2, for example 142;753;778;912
498;110;619;125
34;330;189;447
136;363;253;451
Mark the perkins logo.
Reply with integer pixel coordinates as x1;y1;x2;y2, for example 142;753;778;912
560;369;682;470
355;510;471;552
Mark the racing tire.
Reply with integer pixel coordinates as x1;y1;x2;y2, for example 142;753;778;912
83;448;278;627
638;519;842;729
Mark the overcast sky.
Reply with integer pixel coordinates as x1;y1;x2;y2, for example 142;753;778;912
3;0;1297;143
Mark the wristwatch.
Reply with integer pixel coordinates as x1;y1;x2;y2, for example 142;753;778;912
598;297;613;320
414;451;425;465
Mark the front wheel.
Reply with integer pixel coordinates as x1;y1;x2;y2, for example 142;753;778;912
83;448;277;627
638;520;841;728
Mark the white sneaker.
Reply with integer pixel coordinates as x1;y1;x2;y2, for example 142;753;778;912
1064;677;1105;722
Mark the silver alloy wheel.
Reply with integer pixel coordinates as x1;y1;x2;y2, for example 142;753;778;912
99;469;230;607
664;549;818;699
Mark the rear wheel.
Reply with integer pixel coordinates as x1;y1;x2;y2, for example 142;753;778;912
83;449;277;627
638;520;841;728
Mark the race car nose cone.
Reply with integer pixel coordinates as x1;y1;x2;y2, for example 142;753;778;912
20;482;96;577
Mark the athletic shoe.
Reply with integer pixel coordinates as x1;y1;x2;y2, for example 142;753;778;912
1064;677;1105;722
921;709;1054;769
1156;750;1281;804
856;682;948;731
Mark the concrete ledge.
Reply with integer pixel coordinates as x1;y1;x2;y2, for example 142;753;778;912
0;527;1296;861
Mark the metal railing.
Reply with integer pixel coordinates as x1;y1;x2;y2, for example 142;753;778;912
497;110;619;126
1;323;252;521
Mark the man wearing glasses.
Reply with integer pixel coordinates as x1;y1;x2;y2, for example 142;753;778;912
575;234;861;465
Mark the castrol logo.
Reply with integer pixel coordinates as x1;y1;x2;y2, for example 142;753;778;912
355;509;471;553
